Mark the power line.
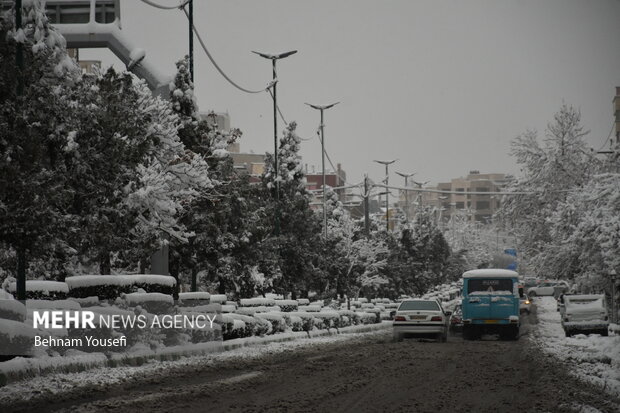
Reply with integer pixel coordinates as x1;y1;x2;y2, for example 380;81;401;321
372;183;561;196
139;0;189;10
595;121;616;151
181;8;274;94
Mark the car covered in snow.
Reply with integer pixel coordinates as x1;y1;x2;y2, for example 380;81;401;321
561;294;609;337
392;299;451;342
461;269;520;340
527;280;570;297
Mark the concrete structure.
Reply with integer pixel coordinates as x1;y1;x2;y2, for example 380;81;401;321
405;171;511;224
45;0;170;96
67;48;100;73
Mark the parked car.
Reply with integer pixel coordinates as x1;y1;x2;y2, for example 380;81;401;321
527;280;570;297
461;269;520;341
393;299;451;342
449;304;463;333
561;294;609;337
522;276;540;289
519;294;532;315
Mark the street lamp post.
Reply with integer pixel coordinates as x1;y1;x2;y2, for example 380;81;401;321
252;50;297;236
396;171;415;224
374;159;397;231
305;102;340;239
611;269;618;324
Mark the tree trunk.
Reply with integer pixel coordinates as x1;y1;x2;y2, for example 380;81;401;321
218;276;226;294
169;254;179;300
99;252;111;275
16;246;26;302
139;257;148;274
191;267;197;292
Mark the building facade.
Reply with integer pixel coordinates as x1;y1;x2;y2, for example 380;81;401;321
401;171;511;224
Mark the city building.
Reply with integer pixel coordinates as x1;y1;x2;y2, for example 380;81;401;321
402;171;511;224
67;48;100;74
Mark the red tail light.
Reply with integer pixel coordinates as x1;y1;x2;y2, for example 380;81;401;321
394;316;406;321
430;316;443;322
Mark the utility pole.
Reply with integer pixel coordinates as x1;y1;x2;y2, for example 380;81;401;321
15;0;25;302
374;159;397;231
253;50;298;236
396;171;415;223
305;102;340;239
364;174;370;236
188;0;194;83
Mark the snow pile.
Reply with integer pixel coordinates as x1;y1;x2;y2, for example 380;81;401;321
122;292;174;314
0;319;37;356
7;281;69;300
25;299;80;310
0;298;26;322
65;274;176;300
179;292;211;300
239;297;275;307
532;296;620;397
209;294;227;304
274;299;298;312
298;304;321;312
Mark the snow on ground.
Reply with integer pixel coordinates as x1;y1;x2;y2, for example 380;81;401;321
531;296;620;397
0;328;387;405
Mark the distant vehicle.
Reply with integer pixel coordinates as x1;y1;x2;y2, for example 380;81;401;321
461;269;520;341
522;277;539;289
527;280;570;297
519;295;532;315
449;304;463;333
562;294;609;337
393;299;451;342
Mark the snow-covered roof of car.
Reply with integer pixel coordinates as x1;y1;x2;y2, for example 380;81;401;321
462;269;519;279
564;294;604;301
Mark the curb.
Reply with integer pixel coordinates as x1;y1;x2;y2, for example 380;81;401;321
0;322;391;387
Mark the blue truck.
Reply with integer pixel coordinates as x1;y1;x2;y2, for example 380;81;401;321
461;269;520;340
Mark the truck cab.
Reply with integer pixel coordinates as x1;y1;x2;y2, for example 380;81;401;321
461;269;520;340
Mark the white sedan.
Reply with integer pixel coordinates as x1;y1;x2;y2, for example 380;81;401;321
393;299;451;342
527;280;570;297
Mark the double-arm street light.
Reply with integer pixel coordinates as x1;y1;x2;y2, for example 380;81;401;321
374;159;397;231
396;171;416;223
252;50;298;236
305;102;340;239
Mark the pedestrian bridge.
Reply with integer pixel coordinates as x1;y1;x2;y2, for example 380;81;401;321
45;0;170;96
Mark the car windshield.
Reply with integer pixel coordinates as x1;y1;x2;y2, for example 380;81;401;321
467;278;513;294
399;301;440;311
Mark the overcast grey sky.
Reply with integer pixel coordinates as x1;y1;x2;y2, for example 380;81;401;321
81;0;620;186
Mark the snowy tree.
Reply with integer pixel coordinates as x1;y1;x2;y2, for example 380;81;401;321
496;104;596;276
168;55;197;119
0;0;81;283
261;122;323;298
444;209;493;270
547;173;620;291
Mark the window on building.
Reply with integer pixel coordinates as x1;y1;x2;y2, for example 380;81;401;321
475;187;489;192
476;201;490;210
456;188;464;192
456;202;465;209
